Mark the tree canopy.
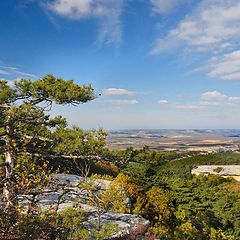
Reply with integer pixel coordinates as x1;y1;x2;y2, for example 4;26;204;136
0;74;98;208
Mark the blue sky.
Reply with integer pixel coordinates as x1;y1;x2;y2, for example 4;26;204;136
1;0;240;129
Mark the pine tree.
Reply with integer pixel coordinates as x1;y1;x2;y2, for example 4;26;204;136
0;74;96;208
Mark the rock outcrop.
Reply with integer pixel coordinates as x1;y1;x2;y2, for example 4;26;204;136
19;174;149;239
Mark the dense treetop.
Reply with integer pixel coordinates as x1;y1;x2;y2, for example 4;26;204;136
0;74;95;105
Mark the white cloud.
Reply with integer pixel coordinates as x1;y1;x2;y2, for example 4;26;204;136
158;99;168;104
0;69;10;75
0;65;37;79
173;104;202;111
229;97;240;101
47;0;98;18
201;91;228;102
103;88;135;96
46;0;124;45
207;50;240;80
199;90;240;107
108;99;138;105
1;66;18;70
150;0;190;14
167;91;240;111
151;0;240;54
199;101;221;107
14;71;37;78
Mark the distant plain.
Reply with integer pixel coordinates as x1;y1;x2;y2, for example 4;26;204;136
107;129;240;152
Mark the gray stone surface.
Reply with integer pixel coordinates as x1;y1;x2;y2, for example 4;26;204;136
192;165;240;176
19;173;149;238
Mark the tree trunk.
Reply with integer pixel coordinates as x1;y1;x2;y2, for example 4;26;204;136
3;115;17;209
3;152;13;208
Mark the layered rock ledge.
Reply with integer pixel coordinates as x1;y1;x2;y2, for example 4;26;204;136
19;174;150;239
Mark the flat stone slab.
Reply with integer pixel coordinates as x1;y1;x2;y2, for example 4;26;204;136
192;165;240;176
